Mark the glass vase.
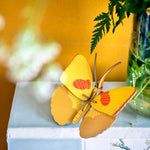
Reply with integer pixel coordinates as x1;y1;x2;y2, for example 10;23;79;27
126;8;150;116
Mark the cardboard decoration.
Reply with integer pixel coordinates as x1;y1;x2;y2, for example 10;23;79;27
51;54;136;138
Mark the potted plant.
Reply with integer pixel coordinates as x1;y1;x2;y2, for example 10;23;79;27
91;0;150;116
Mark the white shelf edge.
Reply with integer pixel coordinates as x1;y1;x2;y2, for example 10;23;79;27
7;127;150;139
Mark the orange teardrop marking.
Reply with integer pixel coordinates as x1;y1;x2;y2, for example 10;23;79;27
73;79;91;90
100;91;110;106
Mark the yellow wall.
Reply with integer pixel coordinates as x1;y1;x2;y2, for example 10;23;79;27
0;0;134;81
41;0;133;81
0;1;133;149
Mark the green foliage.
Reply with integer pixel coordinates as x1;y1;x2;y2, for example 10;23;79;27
127;51;150;99
126;0;150;13
112;0;126;33
112;139;130;150
148;32;150;38
90;0;150;54
91;13;111;54
91;0;126;54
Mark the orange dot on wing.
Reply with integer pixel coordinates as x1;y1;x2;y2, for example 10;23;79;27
100;91;111;106
73;79;91;90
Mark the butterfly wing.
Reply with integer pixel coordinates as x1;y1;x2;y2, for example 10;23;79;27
51;85;82;125
79;109;116;138
91;86;136;116
60;54;93;100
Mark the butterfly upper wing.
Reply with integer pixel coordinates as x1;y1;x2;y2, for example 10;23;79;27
51;54;93;125
60;54;93;100
79;109;116;138
91;86;136;116
51;85;82;125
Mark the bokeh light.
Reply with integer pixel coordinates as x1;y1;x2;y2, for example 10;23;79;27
0;0;63;103
0;14;5;31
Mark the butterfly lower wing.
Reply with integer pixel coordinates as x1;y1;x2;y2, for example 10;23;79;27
51;85;82;125
60;55;93;100
91;86;136;116
79;109;116;138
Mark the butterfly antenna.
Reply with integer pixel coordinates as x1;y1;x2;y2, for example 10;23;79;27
98;61;121;89
94;53;98;87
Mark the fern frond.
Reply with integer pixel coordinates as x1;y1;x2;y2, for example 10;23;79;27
94;12;109;21
126;0;150;14
113;1;126;33
109;0;116;26
91;13;110;54
90;0;150;54
90;0;126;53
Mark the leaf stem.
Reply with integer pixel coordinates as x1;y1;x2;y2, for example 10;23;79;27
132;78;150;101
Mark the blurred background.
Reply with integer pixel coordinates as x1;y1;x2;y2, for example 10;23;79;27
0;0;133;149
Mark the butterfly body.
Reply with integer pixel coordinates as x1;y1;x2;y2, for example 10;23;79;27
72;86;104;124
51;54;136;138
72;101;91;124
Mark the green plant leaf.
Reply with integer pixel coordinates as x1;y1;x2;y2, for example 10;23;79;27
126;12;130;17
90;0;126;53
147;31;150;38
126;0;150;14
109;0;115;26
113;1;126;33
90;0;150;54
91;12;110;54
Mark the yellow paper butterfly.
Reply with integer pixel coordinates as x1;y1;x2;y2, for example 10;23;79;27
51;54;136;138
